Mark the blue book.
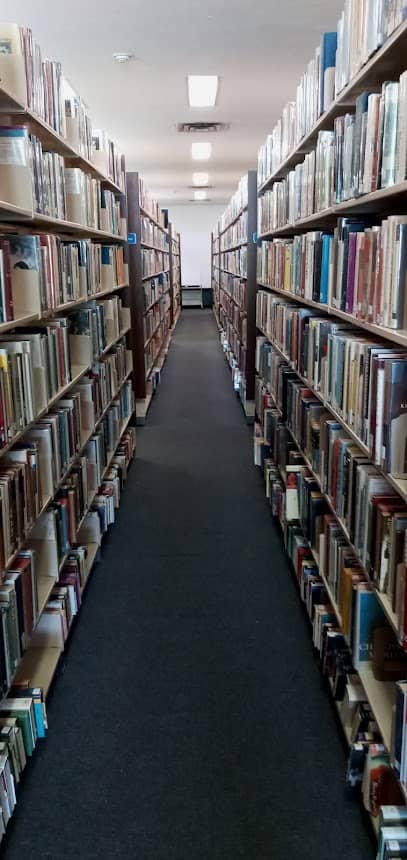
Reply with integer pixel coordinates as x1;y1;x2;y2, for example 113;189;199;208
319;234;332;304
319;33;337;115
353;587;385;669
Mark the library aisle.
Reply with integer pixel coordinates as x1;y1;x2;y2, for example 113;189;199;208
2;310;374;860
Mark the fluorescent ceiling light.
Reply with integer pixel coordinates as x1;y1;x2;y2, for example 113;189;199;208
191;142;212;161
188;75;218;107
194;190;207;201
193;172;209;186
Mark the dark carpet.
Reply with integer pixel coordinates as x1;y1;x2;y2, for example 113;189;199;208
2;309;375;859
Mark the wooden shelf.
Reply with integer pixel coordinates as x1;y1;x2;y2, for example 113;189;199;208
258;19;407;193
142;268;170;282
141;241;169;252
358;663;396;750
214;264;247;279
13;646;62;698
0;203;126;242
220;239;248;253
257;283;407;348
0;83;124;195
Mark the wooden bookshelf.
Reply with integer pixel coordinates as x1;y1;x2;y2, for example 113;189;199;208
127;172;181;424
212;170;257;421
253;10;407;831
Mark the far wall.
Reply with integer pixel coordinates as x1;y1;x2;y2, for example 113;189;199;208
165;204;224;290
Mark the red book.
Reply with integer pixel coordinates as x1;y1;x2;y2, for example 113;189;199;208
0;240;14;321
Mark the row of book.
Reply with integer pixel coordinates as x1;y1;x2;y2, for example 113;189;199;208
259;77;407;233
219;293;245;342
143;272;170;313
257;214;407;331
144;293;171;345
0;341;131;568
0;296;130;450
0;24;125;189
141;217;168;251
256;291;407;476
218;248;247;279
215;174;248;236
138;178;167;230
216;271;246;311
255;334;407;644
0;234;127;322
219;211;248;251
144;312;171;378
219;310;246;365
1;128;124;236
257;1;406;186
141;249;169;280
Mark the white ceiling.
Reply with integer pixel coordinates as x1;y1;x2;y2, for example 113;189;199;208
9;0;343;205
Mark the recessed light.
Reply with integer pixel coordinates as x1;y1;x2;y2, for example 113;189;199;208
187;75;219;107
193;172;209;186
191;142;212;161
194;190;207;201
112;52;134;63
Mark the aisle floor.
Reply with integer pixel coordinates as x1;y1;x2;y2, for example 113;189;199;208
2;310;374;859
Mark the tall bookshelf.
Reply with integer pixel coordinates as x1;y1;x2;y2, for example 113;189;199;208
126;173;181;425
254;10;407;834
212;170;257;420
169;224;182;327
0;21;137;831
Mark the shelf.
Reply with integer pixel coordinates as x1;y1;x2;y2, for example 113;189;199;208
219;239;248;253
141;241;169;253
13;645;62;698
214;265;247;279
139;206;168;234
100;326;130;356
142;268;170;282
259;178;407;237
258;19;407;193
257;283;407;348
0;312;41;332
0;83;124;195
0;203;126;243
37;575;58;618
358;663;396;750
144;319;164;349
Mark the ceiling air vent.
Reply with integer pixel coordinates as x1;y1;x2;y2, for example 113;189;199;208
177;122;230;133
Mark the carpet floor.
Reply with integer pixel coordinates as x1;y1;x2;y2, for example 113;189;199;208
1;309;375;859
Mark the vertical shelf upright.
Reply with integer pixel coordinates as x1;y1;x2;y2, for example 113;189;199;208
211;169;257;421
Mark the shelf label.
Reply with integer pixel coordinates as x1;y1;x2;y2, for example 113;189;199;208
128;233;137;244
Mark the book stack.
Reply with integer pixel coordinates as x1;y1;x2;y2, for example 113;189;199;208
141;216;168;251
219;210;248;251
141;249;169;280
216;174;248;235
143;272;170;312
138;177;166;228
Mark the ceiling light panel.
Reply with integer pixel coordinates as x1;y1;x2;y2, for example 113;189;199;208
191;142;212;160
194;190;207;201
193;172;209;186
188;75;218;107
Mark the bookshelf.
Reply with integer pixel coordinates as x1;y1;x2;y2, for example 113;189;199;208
127;172;181;425
169;224;182;326
0;21;138;830
254;4;407;833
211;170;258;421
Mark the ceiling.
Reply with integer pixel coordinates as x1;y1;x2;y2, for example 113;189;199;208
10;0;343;205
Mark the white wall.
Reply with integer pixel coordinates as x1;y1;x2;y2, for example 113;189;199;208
166;204;224;290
